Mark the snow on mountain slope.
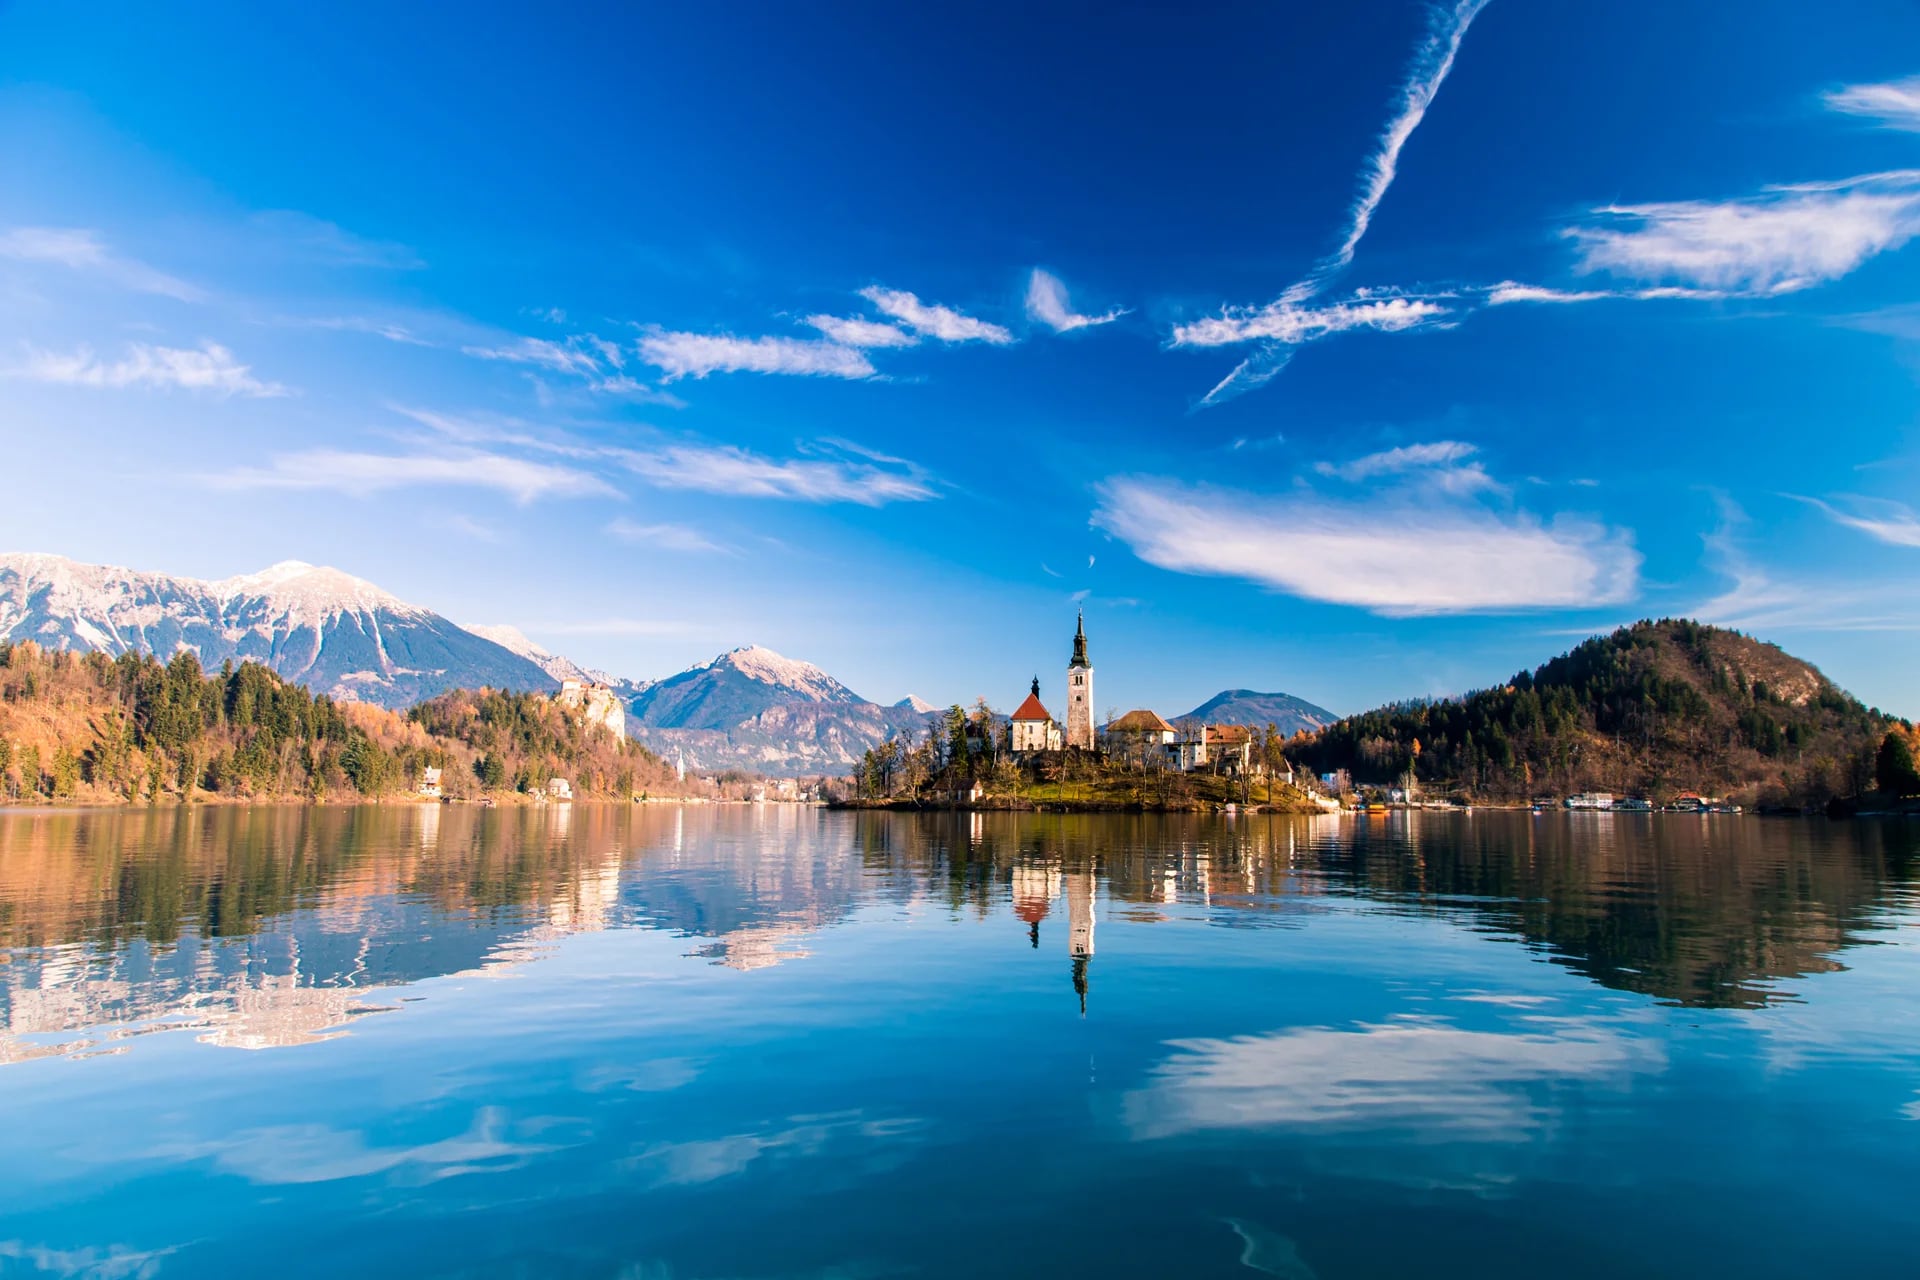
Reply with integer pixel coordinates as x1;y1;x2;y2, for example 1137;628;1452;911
0;552;558;708
626;644;929;775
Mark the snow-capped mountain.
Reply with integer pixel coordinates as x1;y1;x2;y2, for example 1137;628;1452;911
894;695;936;714
627;645;931;776
0;552;559;708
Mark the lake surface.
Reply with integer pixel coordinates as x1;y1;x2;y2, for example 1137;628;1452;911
2;805;1918;1279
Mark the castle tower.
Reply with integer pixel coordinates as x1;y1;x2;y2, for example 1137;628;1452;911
1065;611;1094;750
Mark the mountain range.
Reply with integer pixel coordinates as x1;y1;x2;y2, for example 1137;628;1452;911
0;552;1335;777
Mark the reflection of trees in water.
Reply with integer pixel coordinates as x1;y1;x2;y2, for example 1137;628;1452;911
851;811;1920;1009
3;807;1915;1053
1327;814;1920;1007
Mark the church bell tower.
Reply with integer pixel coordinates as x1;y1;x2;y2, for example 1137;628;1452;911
1065;610;1094;750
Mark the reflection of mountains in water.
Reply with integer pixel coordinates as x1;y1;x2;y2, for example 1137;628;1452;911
0;805;871;1060
851;811;1920;1010
4;808;1916;1061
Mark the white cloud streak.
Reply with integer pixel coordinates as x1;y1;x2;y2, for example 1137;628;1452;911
636;330;875;381
0;226;203;301
1565;172;1920;294
1689;497;1920;633
858;286;1013;344
618;442;935;506
1172;292;1453;348
11;342;288;397
1319;0;1493;282
1796;495;1920;548
604;518;731;553
1314;440;1493;497
1825;76;1920;132
461;336;604;376
1092;475;1638;615
1025;269;1127;332
803;314;919;348
210;450;620;504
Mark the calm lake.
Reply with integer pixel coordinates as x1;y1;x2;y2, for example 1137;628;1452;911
2;806;1917;1279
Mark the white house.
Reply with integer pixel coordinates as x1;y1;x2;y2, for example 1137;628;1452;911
1010;678;1064;754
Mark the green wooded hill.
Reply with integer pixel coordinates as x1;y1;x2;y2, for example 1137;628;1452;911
1293;620;1899;808
0;640;678;804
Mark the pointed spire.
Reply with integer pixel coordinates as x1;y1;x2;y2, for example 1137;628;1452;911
1070;610;1089;668
1031;674;1041;697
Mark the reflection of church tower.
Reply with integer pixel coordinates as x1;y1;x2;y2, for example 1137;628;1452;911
1066;867;1095;1013
1066;611;1094;750
1012;863;1059;949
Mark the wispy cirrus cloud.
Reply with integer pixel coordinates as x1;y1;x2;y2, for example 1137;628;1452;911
1794;495;1920;548
1565;171;1920;295
858;286;1013;344
1825;75;1920;132
618;441;935;506
10;341;288;397
461;335;605;377
1092;463;1637;615
210;449;620;503
1172;291;1454;348
1314;439;1496;494
1025;269;1127;332
0;226;204;301
249;211;425;269
1690;497;1920;633
1317;0;1493;284
636;330;875;381
1178;0;1489;404
803;314;919;348
604;518;732;554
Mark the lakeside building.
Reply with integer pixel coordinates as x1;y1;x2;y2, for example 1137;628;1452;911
1107;709;1178;769
1011;678;1065;753
418;765;443;798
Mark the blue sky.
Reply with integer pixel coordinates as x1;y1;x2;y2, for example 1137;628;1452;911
3;0;1919;718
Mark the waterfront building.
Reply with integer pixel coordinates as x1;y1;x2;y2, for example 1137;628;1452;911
1010;678;1064;753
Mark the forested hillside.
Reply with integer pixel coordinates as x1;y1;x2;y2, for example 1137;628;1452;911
0;640;677;804
1293;620;1900;808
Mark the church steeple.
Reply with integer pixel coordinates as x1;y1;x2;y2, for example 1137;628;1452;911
1064;610;1093;750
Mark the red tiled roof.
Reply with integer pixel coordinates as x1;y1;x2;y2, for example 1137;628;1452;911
1206;723;1254;745
1011;692;1053;722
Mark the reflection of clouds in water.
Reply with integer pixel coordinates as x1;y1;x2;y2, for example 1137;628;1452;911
0;1240;175;1280
1126;1015;1663;1142
1451;992;1556;1008
1225;1218;1318;1280
625;1111;926;1188
209;1106;565;1185
577;1056;701;1094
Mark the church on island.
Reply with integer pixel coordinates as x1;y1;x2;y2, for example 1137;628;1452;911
1010;612;1095;755
997;613;1291;783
